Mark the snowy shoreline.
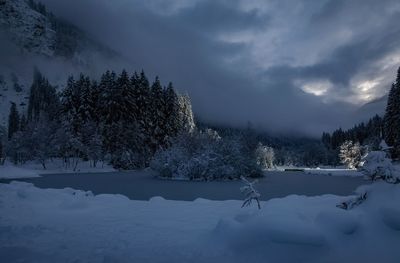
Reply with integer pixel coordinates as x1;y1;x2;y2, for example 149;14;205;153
0;160;116;179
0;181;399;263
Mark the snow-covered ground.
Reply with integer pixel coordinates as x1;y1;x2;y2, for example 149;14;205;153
0;164;40;179
0;160;115;179
0;181;399;263
304;168;363;177
304;163;400;177
273;166;364;177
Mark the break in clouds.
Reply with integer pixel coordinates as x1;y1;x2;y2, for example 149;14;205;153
38;0;400;136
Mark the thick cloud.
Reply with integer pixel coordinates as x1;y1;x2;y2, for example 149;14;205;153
37;0;400;136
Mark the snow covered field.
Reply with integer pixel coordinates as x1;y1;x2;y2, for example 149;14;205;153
0;181;399;263
304;168;363;177
0;160;116;179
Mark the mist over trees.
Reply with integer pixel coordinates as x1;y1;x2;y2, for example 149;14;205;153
322;66;400;163
2;68;271;179
3;63;400;175
199;122;329;167
26;0;92;58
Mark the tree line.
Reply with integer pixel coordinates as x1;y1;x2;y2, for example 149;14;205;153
3;69;195;169
322;66;400;162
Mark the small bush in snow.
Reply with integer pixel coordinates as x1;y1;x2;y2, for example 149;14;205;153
240;176;261;209
360;141;399;183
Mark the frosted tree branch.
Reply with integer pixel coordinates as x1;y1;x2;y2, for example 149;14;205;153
240;176;261;209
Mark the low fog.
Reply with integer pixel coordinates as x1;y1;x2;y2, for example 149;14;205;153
8;0;400;136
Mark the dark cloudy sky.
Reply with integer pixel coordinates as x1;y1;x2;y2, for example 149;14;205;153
40;0;400;136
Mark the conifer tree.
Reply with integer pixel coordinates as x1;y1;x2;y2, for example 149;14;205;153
8;102;20;139
384;67;400;157
0;139;3;165
177;93;195;132
117;69;136;122
164;82;180;140
20;114;27;132
27;69;60;122
150;76;166;151
135;70;151;129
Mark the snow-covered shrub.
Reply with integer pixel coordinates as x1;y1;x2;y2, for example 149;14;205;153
240;176;261;209
338;140;399;210
255;143;275;169
360;141;399;183
150;129;263;180
339;140;362;169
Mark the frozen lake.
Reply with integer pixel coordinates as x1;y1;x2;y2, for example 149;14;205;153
0;171;369;201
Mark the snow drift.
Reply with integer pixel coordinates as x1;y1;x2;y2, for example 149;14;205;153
0;181;399;262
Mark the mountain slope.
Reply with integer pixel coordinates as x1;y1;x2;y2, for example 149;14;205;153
0;0;56;56
0;0;127;128
354;95;387;121
0;0;119;62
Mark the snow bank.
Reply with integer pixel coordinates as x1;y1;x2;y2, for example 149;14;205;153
304;168;363;177
214;182;400;262
0;181;399;263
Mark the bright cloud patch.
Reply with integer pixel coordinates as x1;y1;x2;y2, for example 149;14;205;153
298;80;333;97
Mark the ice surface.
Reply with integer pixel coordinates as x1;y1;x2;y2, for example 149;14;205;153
0;160;115;179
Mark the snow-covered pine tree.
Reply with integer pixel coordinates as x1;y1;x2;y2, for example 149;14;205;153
177;93;195;133
61;76;80;134
19;114;27;132
130;71;153;167
150;76;167;152
384;67;400;158
99;71;119;155
321;132;331;149
135;70;151;121
163;82;180;142
87;80;101;123
27;69;60;122
76;74;92;123
0;127;4;164
360;140;398;183
0;140;3;165
384;84;398;153
8;102;20;139
118;70;136;122
132;71;150;133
